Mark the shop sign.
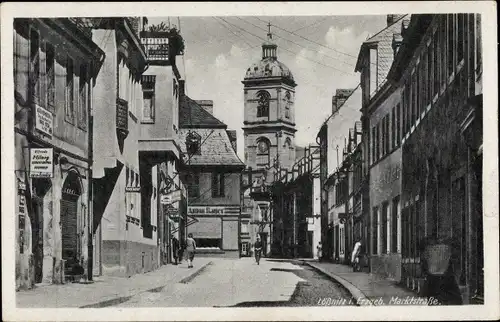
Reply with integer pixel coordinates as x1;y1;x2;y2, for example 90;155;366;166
125;186;141;193
35;105;53;137
30;148;53;178
160;189;182;205
188;206;225;215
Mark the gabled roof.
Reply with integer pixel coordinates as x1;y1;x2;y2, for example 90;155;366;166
179;95;226;128
179;128;244;167
354;15;408;74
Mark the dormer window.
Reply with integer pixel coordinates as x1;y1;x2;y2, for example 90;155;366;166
256;90;270;117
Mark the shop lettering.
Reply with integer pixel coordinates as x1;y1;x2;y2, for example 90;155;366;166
35;105;53;137
188;207;225;215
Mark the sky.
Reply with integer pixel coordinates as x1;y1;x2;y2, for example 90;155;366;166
148;15;387;159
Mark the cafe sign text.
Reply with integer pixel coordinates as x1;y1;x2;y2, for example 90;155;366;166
30;148;53;178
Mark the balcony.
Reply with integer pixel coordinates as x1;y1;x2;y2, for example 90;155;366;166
116;98;129;141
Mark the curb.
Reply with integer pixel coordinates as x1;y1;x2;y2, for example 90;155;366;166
305;262;374;306
79;261;213;308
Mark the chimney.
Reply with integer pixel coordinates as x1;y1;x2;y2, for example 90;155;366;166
226;130;237;152
336;88;354;110
392;33;403;58
179;80;185;98
195;100;214;115
332;95;338;114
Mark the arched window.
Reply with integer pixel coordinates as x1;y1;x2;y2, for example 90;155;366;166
256;90;270;117
256;137;270;168
284;91;291;119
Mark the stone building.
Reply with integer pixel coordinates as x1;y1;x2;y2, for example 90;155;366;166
387;14;483;303
90;18;162;277
242;29;298;255
179;93;245;258
14;18;104;288
317;87;362;263
355;14;407;279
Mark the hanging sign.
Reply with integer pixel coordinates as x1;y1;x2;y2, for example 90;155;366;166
30;148;53;178
160;189;182;205
35;105;54;137
188;206;225;215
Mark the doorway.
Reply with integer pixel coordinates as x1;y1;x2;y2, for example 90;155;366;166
61;172;82;275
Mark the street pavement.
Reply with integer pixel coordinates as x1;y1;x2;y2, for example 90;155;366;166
16;258;212;308
115;257;308;307
307;261;426;306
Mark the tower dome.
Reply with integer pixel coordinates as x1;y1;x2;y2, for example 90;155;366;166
244;25;294;83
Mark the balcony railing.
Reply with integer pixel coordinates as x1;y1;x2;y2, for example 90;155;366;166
116;98;129;140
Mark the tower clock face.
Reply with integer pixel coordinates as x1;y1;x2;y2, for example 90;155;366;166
258;141;269;153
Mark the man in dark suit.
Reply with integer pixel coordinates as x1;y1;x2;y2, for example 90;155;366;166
171;236;180;265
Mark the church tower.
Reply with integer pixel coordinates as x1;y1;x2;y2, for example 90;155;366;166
242;25;297;180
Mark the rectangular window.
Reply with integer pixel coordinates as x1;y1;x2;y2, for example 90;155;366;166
440;16;447;87
381;202;388;254
448;14;455;77
369;48;378;97
30;29;40;105
78;63;88;130
433;34;439;95
457;14;465;65
475;14;482;75
391;107;396;149
385;116;390;154
380;120;385;157
142;75;156;122
416;66;420;119
46;43;55;111
396;103;401;146
376;124;380;161
371;126;376;165
212;172;225;198
187;172;200;198
410;72;416;126
65;57;75;123
241;222;249;233
427;41;433;103
391;198;399;253
372;207;378;255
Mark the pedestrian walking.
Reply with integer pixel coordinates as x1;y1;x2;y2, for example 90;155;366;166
186;233;196;268
316;242;323;262
421;236;463;305
254;236;263;265
171;236;179;265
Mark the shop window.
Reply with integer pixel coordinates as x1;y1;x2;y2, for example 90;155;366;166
211;172;225;198
256;90;270;118
195;238;222;249
65;56;75;124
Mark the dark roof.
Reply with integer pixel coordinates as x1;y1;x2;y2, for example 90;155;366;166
179;129;244;167
179;95;226;128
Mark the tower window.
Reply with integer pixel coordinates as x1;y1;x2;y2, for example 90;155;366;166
284;91;291;119
256;90;270;117
256;138;270;168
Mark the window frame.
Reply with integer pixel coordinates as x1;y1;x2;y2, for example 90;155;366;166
77;62;88;131
65;55;75;124
256;90;270;118
187;172;200;199
211;172;226;198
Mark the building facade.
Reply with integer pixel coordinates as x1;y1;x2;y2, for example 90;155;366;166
180;95;245;258
355;14;407;274
91;18;163;277
387;14;483;303
14;18;104;288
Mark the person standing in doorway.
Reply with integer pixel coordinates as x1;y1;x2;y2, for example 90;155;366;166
186;233;196;268
171;236;179;265
317;242;323;262
351;238;362;272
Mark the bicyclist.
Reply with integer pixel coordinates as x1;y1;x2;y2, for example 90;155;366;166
254;236;263;265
